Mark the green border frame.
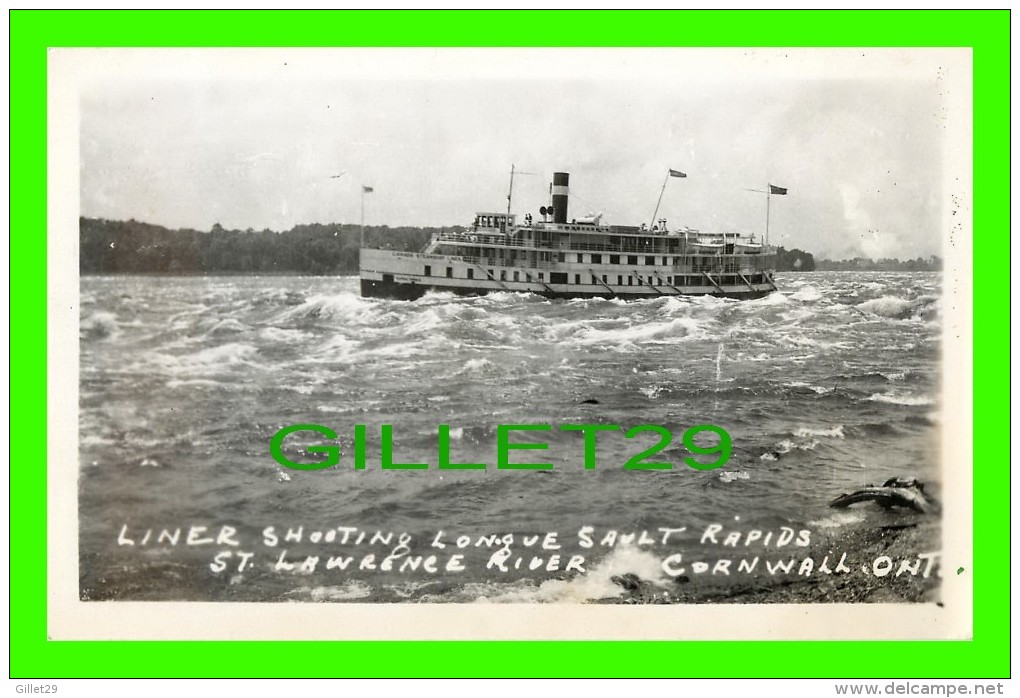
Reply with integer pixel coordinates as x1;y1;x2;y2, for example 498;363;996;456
11;9;1009;678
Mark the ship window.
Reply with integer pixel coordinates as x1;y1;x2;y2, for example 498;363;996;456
592;254;602;264
467;268;474;280
627;276;633;286
538;273;544;281
446;267;453;278
609;255;620;264
558;252;566;263
514;271;520;281
617;275;623;285
550;272;567;284
574;274;581;285
628;256;638;265
424;265;431;277
645;256;655;265
637;277;643;285
666;276;672;285
602;275;607;283
501;270;507;281
591;275;598;285
488;269;494;278
576;254;583;263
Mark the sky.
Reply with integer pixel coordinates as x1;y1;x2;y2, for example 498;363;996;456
73;48;969;260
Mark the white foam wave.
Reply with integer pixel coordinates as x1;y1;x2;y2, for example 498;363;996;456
790;285;823;302
153;343;260;376
206;318;250;336
858;295;912;317
457;358;494;374
286;582;372;601
794;425;845;439
81;311;119;339
867;392;934;406
314;334;361;357
276;293;382;326
750;292;790;306
659;296;695;314
474;546;671;603
80;434;118;447
165;378;224;389
858;294;938;320
477;290;544;305
259;327;309;343
570;316;708;347
189;342;258;365
774;438;819;454
718;470;750;483
400;308;447;334
382;581;444;599
808;511;865;529
785;381;833;395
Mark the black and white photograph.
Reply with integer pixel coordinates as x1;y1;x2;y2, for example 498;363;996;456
51;47;972;640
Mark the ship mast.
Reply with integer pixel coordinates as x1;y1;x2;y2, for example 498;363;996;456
506;163;515;217
506;164;537;220
649;168;686;230
743;183;787;246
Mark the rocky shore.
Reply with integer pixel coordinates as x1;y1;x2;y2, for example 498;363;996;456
600;518;942;604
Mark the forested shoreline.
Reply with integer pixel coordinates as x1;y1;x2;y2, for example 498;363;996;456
79;217;446;275
80;216;827;275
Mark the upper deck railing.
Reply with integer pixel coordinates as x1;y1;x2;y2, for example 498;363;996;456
428;228;772;255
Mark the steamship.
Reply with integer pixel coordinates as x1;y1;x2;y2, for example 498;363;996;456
360;172;777;300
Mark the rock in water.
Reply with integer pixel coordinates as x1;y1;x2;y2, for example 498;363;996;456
610;573;642;591
829;477;939;513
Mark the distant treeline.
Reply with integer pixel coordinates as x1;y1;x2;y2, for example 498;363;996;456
79;218;453;275
775;247;816;272
80;217;819;274
814;256;943;272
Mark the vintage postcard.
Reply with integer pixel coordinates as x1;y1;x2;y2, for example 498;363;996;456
49;47;973;640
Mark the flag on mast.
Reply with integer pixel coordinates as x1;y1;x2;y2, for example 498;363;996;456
363;185;374;193
669;169;687;178
768;184;787;195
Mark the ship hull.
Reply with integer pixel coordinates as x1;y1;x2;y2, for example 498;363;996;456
360;249;777;301
362;278;773;301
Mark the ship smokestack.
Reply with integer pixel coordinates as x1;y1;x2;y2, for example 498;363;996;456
552;172;569;224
